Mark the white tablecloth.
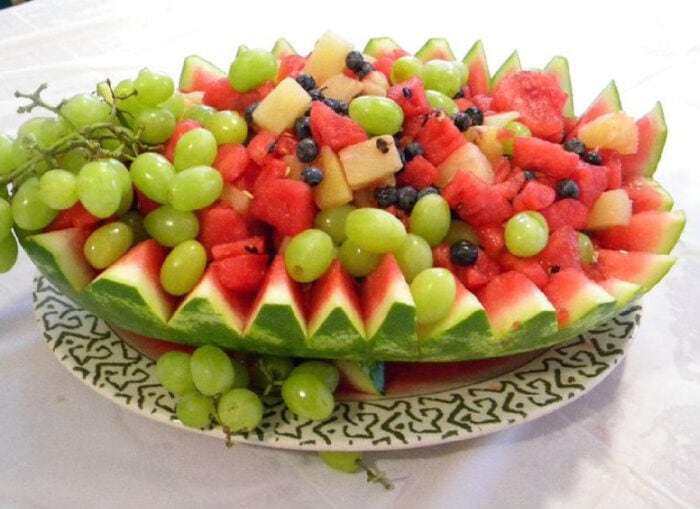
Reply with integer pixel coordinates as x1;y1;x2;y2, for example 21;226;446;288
1;1;698;507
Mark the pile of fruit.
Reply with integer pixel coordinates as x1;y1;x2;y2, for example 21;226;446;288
0;33;684;434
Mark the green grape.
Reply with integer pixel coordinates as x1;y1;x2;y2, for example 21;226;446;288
390;56;423;84
169;165;223;211
183;104;217;125
173;127;218;171
348;96;404;136
58;147;90;173
216;388;264;432
0;134;16;176
38;169;78;210
83;221;133;269
176;391;214;429
501;120;532;155
230;358;250;389
0;233;18;273
421;60;463;98
113;79;144;117
134;68;175;106
159;239;207;296
119;210;149;243
284;229;334;283
106;159;134;216
394;233;433;282
313;205;356;244
12;117;49;167
290;361;340;392
252;355;294;394
319;451;362;474
578;232;596;264
205;110;248;145
76;160;122;218
159;91;185;120
337;238;382;277
0;186;7;201
425;90;458;116
409;194;451;246
410;267;457;325
134;108;176;144
504;211;549;257
11;177;58;231
0;198;13;241
59;93;112;129
281;372;335;421
130;152;175;204
143;205;199;247
345;207;406;253
444;219;480;245
229;46;277;92
190;345;236;396
155;351;196;396
39;117;70;148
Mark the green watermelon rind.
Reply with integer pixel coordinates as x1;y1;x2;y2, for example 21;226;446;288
307;307;366;356
362;37;403;58
544;55;575;118
490;50;522;91
415;38;456;62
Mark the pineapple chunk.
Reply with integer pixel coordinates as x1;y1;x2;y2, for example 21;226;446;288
577;111;639;154
319;73;364;102
303;32;354;84
315;147;354;210
587;189;632;230
252;77;311;135
361;71;390;96
436;142;494;187
338;136;403;190
464;126;504;162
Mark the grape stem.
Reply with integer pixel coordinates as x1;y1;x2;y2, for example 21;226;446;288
359;459;394;490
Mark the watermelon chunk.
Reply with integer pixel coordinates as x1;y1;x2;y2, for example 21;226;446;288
387;77;432;117
250;179;316;237
309;101;368;152
589;249;676;291
623;176;674;213
414;113;467;166
462;40;491;96
542;268;615;327
178;55;227;93
211;253;269;293
491;70;568;142
442;171;512;227
619;102;667;178
197;204;249;256
512;137;579;179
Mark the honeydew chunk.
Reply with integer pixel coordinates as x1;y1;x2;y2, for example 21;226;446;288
436;142;494;187
252;77;311;135
319;73;364;103
463;126;503;161
338;135;403;190
578;111;638;154
360;71;390;96
303;31;354;84
587;189;632;230
315;146;354;210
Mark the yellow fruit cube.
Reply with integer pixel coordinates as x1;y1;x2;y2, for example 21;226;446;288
577;111;638;154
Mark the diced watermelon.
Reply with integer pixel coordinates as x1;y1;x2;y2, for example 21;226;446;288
135;188;160;215
537;225;582;272
214;143;252;184
414;113;466;166
457;249;501;292
387;77;432;117
251;178;316;237
211;253;269;293
163;119;201;163
247;130;278;165
442;171;512;227
253;157;288;192
211;236;267;261
202;76;240;110
309;101;368;152
46;202;101;232
197;204;249;256
540;198;588;231
277;54;307;81
499;252;549;288
493;167;526;200
511;137;579;179
477;226;505;259
512;180;557;212
491;71;568;142
571;161;609;206
396;154;439;189
594;210;685;254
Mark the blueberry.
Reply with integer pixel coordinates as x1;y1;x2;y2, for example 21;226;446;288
323;98;349;115
403;141;424;162
557;179;580;199
582;150;603;165
464;106;484;126
450;240;479;266
345;51;365;73
301;166;323;187
296;138;318;163
357;61;374;79
295;73;316;92
244;102;259;124
562;137;586;155
374;186;398;208
294;116;312;140
397;186;418;211
309;89;325;101
452;112;472;132
523;170;537;181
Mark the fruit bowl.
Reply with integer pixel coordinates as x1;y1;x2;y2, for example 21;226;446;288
1;32;684;438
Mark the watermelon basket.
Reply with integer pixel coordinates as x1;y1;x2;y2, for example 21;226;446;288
1;33;684;447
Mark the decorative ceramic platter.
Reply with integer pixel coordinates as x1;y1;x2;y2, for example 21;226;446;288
33;274;641;451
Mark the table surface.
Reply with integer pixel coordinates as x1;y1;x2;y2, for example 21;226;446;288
1;1;698;507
